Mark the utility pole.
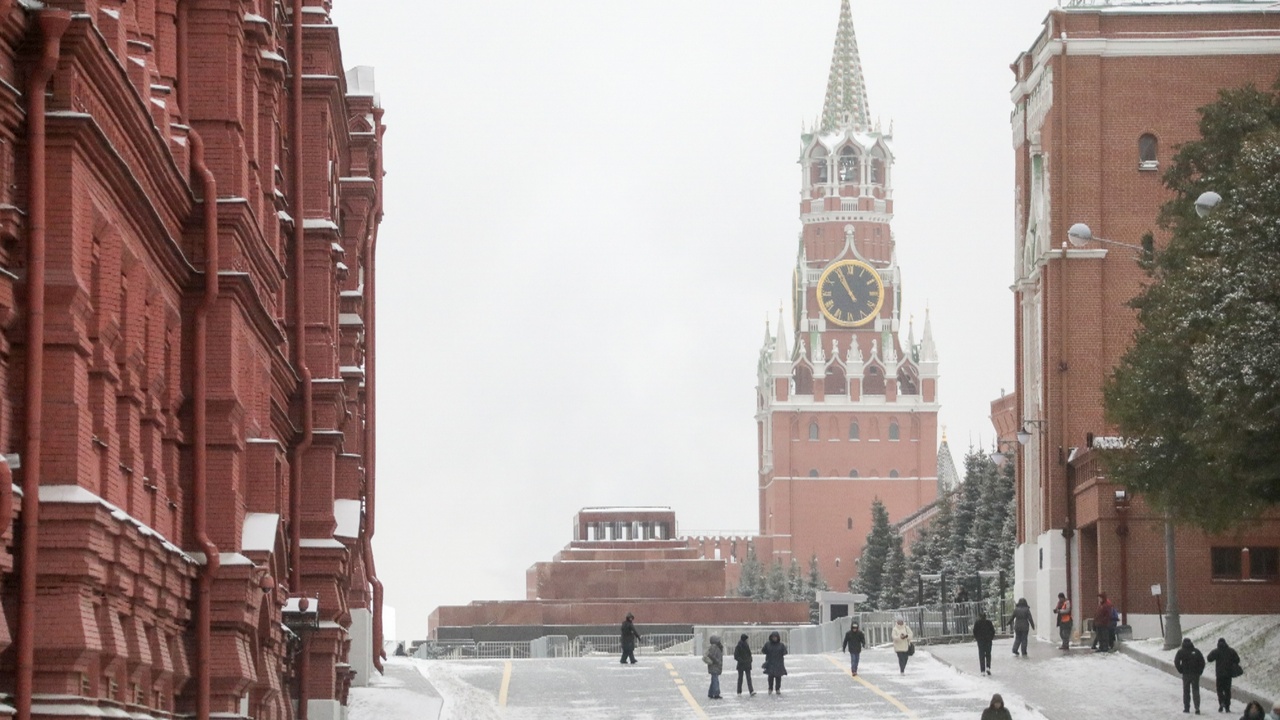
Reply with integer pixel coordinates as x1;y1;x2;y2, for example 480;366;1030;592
1162;517;1182;650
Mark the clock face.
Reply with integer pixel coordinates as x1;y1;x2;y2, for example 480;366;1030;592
817;260;884;327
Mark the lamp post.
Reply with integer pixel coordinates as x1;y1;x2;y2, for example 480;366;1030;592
1113;490;1130;628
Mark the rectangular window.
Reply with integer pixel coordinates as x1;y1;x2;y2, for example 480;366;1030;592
1248;547;1279;581
1210;547;1242;580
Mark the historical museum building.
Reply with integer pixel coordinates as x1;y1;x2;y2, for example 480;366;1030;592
749;0;942;592
0;2;385;719
1009;0;1280;638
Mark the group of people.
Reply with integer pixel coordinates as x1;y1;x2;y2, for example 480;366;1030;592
840;617;919;675
701;631;789;699
1173;636;1268;716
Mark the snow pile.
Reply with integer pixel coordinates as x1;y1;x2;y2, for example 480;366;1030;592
1128;615;1280;702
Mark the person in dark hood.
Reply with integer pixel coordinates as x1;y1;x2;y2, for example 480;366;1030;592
842;621;867;676
619;613;641;665
1242;701;1267;720
1206;638;1241;713
973;611;996;676
1008;598;1035;657
761;631;788;695
732;633;755;696
1093;592;1115;652
1174;637;1206;714
702;634;724;700
981;693;1013;720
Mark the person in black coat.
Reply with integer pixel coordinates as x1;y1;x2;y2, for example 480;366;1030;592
973;611;996;676
841;621;867;676
732;633;755;696
1174;637;1206;714
1205;637;1241;713
760;631;788;695
619;613;641;664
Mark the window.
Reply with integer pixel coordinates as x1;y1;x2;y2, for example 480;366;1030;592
1249;547;1279;581
810;148;829;184
1138;134;1158;170
808;469;819;477
809;421;820;441
848;469;858;478
849;422;860;440
888;421;900;441
1211;547;1242;580
847;517;853;530
889;469;900;478
870;157;885;185
838;146;859;183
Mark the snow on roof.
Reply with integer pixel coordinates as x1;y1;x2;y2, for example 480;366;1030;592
303;218;339;231
334;499;361;539
1064;0;1276;11
284;596;319;614
339;313;364;326
40;485;194;562
579;506;673;514
189;551;254;566
300;538;347;549
241;512;279;553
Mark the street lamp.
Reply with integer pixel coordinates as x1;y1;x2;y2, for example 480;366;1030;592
1016;419;1045;446
990;440;1018;469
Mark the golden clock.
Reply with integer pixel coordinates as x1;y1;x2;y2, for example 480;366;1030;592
817;260;883;328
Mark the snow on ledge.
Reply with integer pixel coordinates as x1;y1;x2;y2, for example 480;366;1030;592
40;485;194;563
334;499;361;539
242;512;280;553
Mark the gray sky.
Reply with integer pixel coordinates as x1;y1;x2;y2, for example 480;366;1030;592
331;1;1058;640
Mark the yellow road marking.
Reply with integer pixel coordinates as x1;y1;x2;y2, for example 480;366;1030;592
498;660;512;707
676;682;710;719
825;655;919;719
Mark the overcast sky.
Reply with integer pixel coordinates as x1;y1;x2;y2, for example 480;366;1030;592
330;1;1060;640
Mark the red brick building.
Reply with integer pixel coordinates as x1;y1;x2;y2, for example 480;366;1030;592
1008;0;1280;638
750;0;941;591
0;2;384;718
429;508;808;641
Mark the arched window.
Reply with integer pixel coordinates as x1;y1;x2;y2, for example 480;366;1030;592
810;146;829;184
1139;134;1158;169
888;421;900;441
808;469;819;477
838;146;859;183
849;421;860;440
889;469;900;478
871;156;885;185
809;421;820;441
849;469;859;478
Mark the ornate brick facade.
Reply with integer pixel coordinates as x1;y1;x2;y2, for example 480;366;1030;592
0;1;383;718
1009;0;1280;638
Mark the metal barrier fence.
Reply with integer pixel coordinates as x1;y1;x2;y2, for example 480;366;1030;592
414;599;1012;661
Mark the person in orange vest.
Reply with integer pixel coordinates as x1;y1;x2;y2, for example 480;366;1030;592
1053;592;1073;650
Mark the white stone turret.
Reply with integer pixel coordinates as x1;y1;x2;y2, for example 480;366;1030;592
919;307;939;377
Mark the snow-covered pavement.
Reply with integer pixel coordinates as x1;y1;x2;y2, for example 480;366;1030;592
352;650;1048;719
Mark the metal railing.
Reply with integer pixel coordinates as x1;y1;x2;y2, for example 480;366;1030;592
412;640;531;660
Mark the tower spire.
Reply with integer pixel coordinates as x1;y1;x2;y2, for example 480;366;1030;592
819;0;871;134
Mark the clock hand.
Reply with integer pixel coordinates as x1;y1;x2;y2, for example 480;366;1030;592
836;272;860;305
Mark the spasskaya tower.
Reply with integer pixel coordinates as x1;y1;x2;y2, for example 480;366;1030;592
753;0;942;591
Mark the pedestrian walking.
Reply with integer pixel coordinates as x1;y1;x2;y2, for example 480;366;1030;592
761;631;788;695
1206;638;1242;713
1053;592;1073;650
842;621;867;676
732;633;756;696
1008;598;1034;657
1241;701;1267;720
891;617;914;674
702;634;724;700
1174;637;1206;714
981;693;1014;720
619;612;641;665
1093;593;1115;652
973;611;996;675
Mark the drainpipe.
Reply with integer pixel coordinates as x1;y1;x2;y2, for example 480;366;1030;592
289;1;313;716
16;13;71;720
188;126;221;720
360;109;384;674
1055;24;1075;611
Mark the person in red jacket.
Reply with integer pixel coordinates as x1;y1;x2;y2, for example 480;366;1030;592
1093;593;1115;653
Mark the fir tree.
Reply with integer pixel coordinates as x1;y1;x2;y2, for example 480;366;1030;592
787;557;806;602
766;560;788;601
806;554;829;624
851;499;894;608
882;534;907;609
738;545;765;600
